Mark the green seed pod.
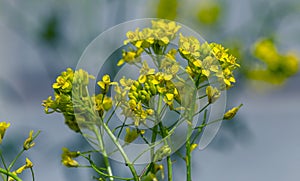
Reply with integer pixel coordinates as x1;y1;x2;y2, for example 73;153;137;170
131;84;137;91
133;91;139;98
141;90;149;96
150;83;157;95
133;80;140;88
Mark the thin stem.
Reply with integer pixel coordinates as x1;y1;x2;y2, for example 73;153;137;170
93;126;114;181
193;103;210;117
8;150;24;171
157;94;172;181
117;117;128;139
191;110;208;144
186;138;192;181
101;123;139;180
30;167;35;181
81;155;134;181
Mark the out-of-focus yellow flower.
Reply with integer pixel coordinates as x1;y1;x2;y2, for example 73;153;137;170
61;147;80;167
0;121;10;144
249;38;299;84
157;0;177;21
197;2;221;25
73;69;95;86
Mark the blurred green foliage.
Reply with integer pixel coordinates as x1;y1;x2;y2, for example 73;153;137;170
157;0;177;20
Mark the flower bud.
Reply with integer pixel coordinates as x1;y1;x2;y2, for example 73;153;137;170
124;128;139;143
223;104;243;120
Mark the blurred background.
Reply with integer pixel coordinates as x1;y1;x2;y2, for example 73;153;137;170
0;0;299;180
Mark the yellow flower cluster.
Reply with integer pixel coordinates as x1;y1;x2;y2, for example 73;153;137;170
116;61;181;126
179;34;239;87
250;38;299;84
42;68;114;132
122;20;181;56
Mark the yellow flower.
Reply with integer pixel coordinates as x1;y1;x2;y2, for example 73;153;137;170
0;122;10;144
42;96;57;113
179;33;201;59
61;147;80;167
23;130;35;150
124;128;139;143
138;61;156;83
15;158;33;174
117;48;143;66
249;38;299;84
253;38;279;64
223;104;243;120
93;94;113;113
164;93;174;106
152;20;181;40
206;86;220;104
53;76;71;90
97;74;117;93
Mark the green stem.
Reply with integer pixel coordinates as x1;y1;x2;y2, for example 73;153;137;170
0;168;22;181
156;95;173;181
8;150;24;171
186;88;198;181
93;127;114;181
186;138;192;181
100;122;139;180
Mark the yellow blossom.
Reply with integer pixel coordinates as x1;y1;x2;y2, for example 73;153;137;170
124;128;139;143
97;74;117;93
206;86;220;104
15;158;33;174
179;33;201;59
53;76;70;90
0;122;10;144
